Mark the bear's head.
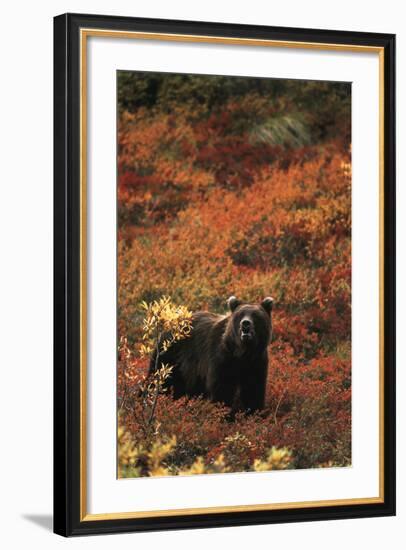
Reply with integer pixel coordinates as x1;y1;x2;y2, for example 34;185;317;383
225;296;273;352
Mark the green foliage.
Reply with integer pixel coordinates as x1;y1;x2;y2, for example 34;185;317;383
250;113;311;148
117;71;350;145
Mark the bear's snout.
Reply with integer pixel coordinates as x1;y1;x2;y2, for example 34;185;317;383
240;317;254;341
241;318;252;332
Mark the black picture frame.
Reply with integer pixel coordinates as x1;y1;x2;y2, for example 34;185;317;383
54;12;396;537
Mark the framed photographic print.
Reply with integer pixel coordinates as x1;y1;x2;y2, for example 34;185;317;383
53;13;396;536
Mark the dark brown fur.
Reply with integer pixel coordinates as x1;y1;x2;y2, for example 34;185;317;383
149;296;273;412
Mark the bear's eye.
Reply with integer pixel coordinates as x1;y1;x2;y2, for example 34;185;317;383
251;310;267;325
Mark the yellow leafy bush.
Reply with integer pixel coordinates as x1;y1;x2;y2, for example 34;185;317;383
118;423;292;478
253;447;292;471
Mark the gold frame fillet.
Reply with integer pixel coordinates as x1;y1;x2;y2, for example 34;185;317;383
79;28;385;522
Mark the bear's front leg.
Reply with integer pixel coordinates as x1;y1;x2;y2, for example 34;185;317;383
210;383;238;409
239;367;267;413
207;363;238;409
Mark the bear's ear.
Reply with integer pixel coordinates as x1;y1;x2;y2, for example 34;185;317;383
261;297;274;315
227;296;241;312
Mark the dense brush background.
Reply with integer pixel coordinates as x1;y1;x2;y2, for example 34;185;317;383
117;72;352;475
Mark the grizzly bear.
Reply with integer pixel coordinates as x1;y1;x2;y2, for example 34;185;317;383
149;296;273;413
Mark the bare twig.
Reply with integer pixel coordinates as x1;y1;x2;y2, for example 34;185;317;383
273;389;287;425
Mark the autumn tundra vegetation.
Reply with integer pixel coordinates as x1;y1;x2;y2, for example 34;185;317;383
117;73;351;478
